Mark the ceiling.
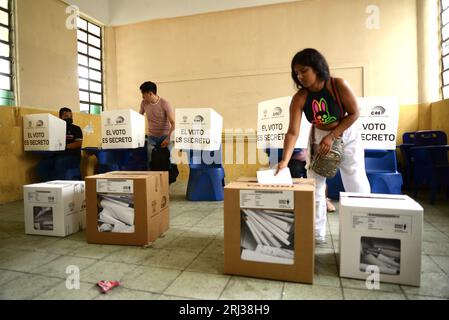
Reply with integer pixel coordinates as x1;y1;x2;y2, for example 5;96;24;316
65;0;301;26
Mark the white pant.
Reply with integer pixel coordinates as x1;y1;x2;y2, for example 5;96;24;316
306;125;371;240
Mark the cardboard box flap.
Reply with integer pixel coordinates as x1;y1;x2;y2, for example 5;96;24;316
340;192;423;211
225;180;315;192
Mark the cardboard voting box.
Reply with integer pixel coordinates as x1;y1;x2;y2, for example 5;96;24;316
23;113;66;151
174;108;223;151
101;109;146;149
257;97;311;150
224;180;315;284
85;171;169;246
339;192;423;287
23;181;85;237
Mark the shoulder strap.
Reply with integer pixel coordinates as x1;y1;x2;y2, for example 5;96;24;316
330;78;345;117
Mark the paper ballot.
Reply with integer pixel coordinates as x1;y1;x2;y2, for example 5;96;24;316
257;168;293;185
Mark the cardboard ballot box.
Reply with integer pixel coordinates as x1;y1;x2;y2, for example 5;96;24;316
339;192;423;287
23;113;66;151
224;180;315;284
85;171;169;246
257;97;311;150
101;109;146;149
23;181;85;237
174;108;223;151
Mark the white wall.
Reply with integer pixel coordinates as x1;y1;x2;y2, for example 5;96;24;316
64;0;110;24
64;0;300;26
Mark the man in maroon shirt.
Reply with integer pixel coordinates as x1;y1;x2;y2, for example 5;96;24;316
139;81;175;166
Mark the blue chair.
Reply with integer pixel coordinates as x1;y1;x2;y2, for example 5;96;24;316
398;131;417;191
364;149;403;195
411;130;449;204
96;149;122;173
326;149;403;199
185;148;225;201
121;146;148;171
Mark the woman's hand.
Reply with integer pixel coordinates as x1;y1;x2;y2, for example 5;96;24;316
275;160;289;175
318;134;335;155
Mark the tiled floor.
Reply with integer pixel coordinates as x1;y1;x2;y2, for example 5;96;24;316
0;182;448;300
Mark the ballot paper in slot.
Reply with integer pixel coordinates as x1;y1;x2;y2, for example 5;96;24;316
241;208;295;265
97;193;135;234
257;168;293;185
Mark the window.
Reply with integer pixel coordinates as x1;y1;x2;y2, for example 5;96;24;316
77;16;103;114
0;0;14;106
441;0;449;99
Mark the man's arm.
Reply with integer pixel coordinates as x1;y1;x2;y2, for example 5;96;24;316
161;104;175;148
66;126;83;150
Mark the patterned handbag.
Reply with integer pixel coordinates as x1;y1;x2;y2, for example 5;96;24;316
309;127;344;178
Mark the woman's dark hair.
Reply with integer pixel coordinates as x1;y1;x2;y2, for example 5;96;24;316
140;81;157;94
291;48;330;89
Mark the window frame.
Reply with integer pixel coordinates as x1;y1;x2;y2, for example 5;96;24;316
77;16;104;114
0;0;15;106
441;0;449;99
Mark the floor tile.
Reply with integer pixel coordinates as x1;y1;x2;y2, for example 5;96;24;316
283;283;343;300
186;252;223;274
220;276;283;300
141;248;199;270
122;266;181;293
0;250;60;272
103;247;154;265
0;274;62;300
34;281;101;300
96;287;160;300
401;273;449;298
31;255;97;279
81;261;140;284
164;271;230;300
342;288;406;300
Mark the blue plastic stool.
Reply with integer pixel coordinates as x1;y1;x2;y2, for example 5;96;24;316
186;166;225;201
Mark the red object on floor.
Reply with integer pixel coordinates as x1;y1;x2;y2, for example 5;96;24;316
97;280;120;293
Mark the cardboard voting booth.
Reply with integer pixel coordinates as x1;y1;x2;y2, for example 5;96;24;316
23;113;66;151
101;109;146;149
356;97;399;150
339;192;423;286
174;108;223;151
257;97;311;150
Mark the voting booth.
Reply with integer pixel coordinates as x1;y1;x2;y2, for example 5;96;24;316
327;97;402;198
257;97;311;150
23;113;66;151
175;108;225;201
174;108;223;151
101;109;146;149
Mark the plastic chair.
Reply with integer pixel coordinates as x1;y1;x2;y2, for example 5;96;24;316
411;130;449;204
186;166;225;201
365;149;403;194
184;147;225;201
121;146;148;171
96;149;122;173
326;149;403;199
398;131;417;191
